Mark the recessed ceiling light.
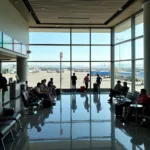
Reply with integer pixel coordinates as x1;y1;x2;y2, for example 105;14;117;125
41;8;45;10
56;25;59;27
119;8;123;11
14;1;18;3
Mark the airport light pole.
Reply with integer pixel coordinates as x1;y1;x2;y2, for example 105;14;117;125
60;52;63;91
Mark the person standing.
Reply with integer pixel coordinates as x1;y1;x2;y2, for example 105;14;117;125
0;73;7;106
84;74;90;92
96;74;102;91
71;73;77;91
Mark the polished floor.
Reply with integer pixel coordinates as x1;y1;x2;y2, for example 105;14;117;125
2;93;150;150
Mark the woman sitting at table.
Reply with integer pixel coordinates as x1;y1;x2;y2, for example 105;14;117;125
121;89;149;123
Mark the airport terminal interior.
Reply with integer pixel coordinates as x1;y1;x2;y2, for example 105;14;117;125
0;0;150;150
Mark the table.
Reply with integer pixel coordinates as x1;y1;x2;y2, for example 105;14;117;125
130;104;143;126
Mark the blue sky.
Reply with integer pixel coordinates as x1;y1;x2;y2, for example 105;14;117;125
28;23;143;69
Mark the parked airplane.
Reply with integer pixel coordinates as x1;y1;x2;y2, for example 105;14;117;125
91;70;144;82
28;68;41;73
91;71;110;78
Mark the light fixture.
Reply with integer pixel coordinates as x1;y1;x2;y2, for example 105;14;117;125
27;50;31;54
119;8;123;11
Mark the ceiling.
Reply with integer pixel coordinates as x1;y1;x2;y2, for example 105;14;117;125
10;0;143;28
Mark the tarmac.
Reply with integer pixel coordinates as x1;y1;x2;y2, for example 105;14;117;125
3;71;143;91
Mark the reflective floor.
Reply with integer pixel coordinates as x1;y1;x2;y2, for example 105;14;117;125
3;93;150;150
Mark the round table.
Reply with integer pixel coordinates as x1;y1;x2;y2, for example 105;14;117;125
130;104;143;108
130;104;143;126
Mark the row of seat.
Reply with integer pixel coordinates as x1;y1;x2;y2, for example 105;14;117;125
0;90;22;150
22;91;43;115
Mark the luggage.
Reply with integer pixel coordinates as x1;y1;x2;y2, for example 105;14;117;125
56;89;60;95
42;100;51;108
93;83;98;92
115;104;123;116
80;86;85;92
3;108;15;115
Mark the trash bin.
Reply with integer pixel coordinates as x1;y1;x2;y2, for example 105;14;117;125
93;83;98;92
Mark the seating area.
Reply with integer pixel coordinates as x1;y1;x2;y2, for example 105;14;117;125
113;90;150;126
0;91;22;150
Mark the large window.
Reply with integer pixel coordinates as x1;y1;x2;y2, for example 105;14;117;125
30;29;70;44
2;62;17;82
115;42;131;61
115;61;132;91
135;60;144;92
135;38;144;59
72;29;90;44
115;19;131;44
29;46;70;61
29;29;111;89
91;29;111;44
91;46;110;61
135;13;144;37
28;62;60;88
72;46;89;61
91;62;111;89
72;62;90;89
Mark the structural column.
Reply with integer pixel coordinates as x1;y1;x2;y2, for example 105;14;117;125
111;28;115;89
131;17;135;93
0;60;2;73
17;57;28;82
143;0;150;95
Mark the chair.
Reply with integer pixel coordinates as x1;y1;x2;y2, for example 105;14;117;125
115;87;130;101
0;94;15;150
22;91;41;115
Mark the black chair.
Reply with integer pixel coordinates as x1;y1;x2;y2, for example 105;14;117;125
25;91;43;106
0;125;15;150
0;109;22;129
115;87;130;100
22;91;41;115
0;95;15;150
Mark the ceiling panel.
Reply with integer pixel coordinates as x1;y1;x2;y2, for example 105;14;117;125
9;0;143;28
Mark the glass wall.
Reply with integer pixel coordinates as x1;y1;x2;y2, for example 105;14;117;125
114;19;132;91
114;13;144;92
135;13;144;91
29;29;111;89
2;62;17;82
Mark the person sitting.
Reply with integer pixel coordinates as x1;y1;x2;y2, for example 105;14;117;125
48;78;56;95
121;82;129;97
48;78;54;87
108;80;122;103
34;83;55;105
40;80;49;92
122;89;149;123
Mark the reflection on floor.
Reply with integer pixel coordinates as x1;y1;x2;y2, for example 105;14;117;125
2;93;150;150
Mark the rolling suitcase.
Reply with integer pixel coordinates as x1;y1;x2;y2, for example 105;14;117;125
93;83;98;92
80;86;85;92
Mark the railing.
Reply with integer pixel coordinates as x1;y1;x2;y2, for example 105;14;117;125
0;31;27;55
